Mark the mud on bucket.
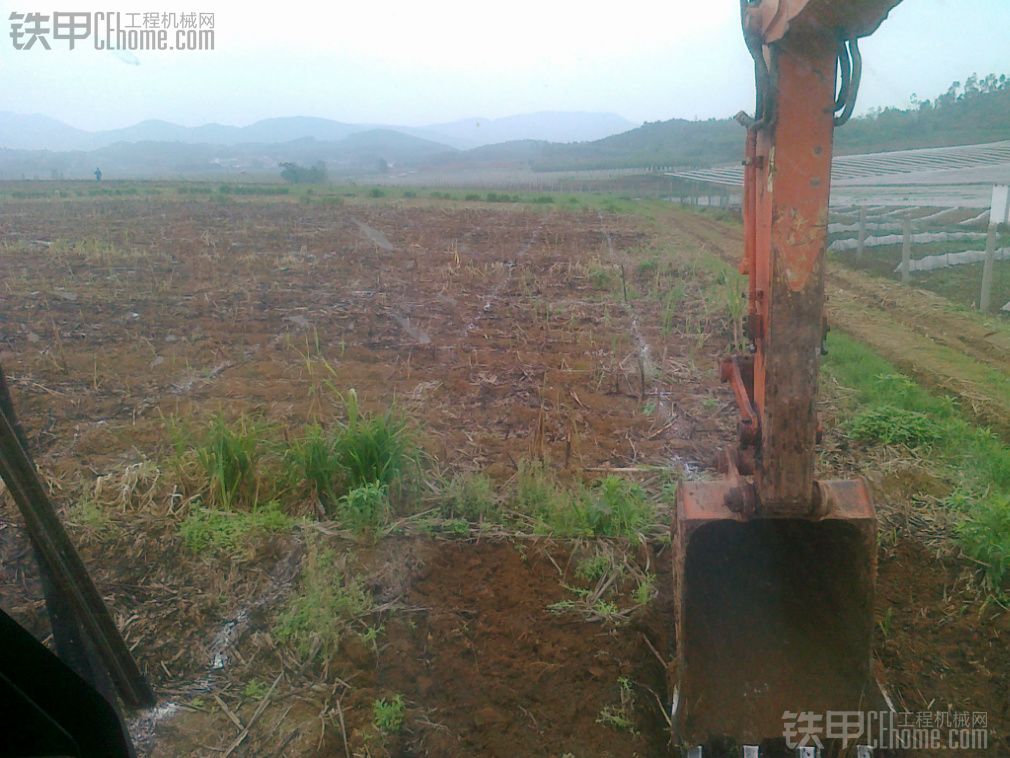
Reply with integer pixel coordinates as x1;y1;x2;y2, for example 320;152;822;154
672;479;878;750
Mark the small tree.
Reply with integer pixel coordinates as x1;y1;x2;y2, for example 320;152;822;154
279;161;327;184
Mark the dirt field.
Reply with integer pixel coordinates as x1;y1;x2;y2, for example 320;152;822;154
0;192;1007;755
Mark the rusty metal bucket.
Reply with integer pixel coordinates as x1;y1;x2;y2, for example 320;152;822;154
672;478;878;748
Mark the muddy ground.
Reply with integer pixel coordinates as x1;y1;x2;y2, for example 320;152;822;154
0;193;1007;755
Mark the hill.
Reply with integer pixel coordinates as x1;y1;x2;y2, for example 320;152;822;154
835;73;1010;154
421;112;636;149
0;111;634;153
510;74;1010;171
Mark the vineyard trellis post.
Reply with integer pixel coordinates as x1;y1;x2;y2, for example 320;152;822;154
980;223;997;312
857;206;866;258
901;215;912;284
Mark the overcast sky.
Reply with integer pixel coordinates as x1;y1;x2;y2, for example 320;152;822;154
2;0;1007;130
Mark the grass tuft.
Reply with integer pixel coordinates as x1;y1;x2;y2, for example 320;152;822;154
284;424;341;508
957;497;1010;594
182;414;271;510
442;471;496;521
282;390;417;524
334;390;415;494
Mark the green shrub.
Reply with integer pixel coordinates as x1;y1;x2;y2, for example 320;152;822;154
279;161;326;184
337;482;389;533
485;192;519;203
588;265;614;291
369;188;385;198
848;405;942;447
372;694;406;733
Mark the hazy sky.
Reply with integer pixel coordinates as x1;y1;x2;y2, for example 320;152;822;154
2;0;1008;130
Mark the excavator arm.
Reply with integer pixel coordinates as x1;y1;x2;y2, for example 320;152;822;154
739;0;902;515
672;0;903;749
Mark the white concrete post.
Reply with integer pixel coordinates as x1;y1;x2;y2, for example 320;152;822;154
856;207;867;259
901;215;912;284
980;224;997;312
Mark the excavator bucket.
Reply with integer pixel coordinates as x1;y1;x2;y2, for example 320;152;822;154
672;480;878;747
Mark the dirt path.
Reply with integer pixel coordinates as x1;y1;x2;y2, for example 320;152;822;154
669;207;1010;438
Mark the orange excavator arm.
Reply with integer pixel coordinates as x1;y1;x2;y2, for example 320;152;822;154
672;0;903;749
738;0;902;515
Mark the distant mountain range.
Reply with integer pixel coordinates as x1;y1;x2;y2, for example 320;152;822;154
2;76;1007;180
0;111;637;152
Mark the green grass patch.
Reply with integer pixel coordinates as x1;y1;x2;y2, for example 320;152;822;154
575;551;613;583
242;679;269;700
587;264;615;291
831;240;1010;311
957;497;1010;594
634;572;656;605
824;331;1010;593
274;538;374;660
510;461;654;538
597;677;637;733
847;405;942;447
179;501;294;553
